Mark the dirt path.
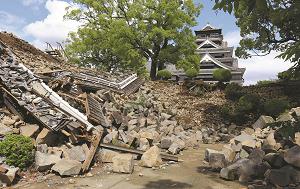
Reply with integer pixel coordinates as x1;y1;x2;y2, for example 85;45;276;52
15;144;244;189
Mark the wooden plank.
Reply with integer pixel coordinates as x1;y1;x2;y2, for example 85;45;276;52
99;143;179;162
58;92;85;105
81;128;103;172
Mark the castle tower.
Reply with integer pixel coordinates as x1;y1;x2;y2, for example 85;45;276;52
166;23;245;84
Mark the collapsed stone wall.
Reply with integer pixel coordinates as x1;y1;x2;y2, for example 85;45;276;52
205;107;300;188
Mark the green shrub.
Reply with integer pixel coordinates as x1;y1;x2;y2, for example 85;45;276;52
157;69;172;80
220;104;233;118
184;80;214;96
193;85;213;96
213;68;232;82
224;83;244;101
185;68;198;78
264;99;289;117
220;104;248;125
0;134;34;169
236;94;261;114
231;112;249;125
256;80;275;86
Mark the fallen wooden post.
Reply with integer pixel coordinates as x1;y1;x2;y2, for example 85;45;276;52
99;143;179;162
82;127;103;172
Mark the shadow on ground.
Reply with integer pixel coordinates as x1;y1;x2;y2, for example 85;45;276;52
142;179;192;189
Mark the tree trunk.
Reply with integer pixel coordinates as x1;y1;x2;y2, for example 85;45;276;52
150;59;158;80
157;61;164;71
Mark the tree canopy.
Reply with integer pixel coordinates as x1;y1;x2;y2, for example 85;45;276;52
66;0;202;79
213;68;232;82
213;0;300;75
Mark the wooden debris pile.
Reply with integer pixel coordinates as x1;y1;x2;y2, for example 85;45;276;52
0;32;176;187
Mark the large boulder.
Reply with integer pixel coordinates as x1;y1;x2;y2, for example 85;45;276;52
238;159;270;183
233;134;256;148
0;124;13;136
112;154;134;174
64;145;86;162
291;107;300;118
262;132;280;152
36;128;58;146
252;115;274;129
35;151;61;171
220;159;248;180
36;144;48;153
295;132;300;146
222;145;236;163
284;145;300;168
0;166;19;186
160;136;173;149
20;124;39;137
265;165;296;187
51;159;82;176
1;116;16;126
138;138;150;151
276;112;294;122
97;149;120;163
140;146;162;168
205;149;227;169
168;139;185;155
139;131;154;141
161;113;172;120
248;148;265;164
264;153;286;168
205;149;220;161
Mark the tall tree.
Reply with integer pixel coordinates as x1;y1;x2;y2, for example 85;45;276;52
66;0;201;79
213;0;300;76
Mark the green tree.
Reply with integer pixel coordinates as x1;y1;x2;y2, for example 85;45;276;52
66;0;201;79
157;69;172;80
213;68;232;82
185;67;198;78
213;0;300;74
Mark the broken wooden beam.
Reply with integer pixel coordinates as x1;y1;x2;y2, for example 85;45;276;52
82;127;103;173
99;143;179;162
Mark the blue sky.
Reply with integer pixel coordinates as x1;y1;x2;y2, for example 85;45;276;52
0;0;294;85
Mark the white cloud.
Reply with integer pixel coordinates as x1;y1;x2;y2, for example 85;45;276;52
239;52;294;85
224;30;241;47
24;0;81;50
224;30;294;85
0;11;26;37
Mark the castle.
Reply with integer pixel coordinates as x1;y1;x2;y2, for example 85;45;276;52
166;24;245;84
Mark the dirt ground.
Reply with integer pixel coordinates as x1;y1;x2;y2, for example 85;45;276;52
14;144;244;189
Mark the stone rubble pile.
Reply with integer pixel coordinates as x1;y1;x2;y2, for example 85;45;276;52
0;114;95;186
0;33;208;186
0;81;237;186
98;86;204;156
0;82;223;182
142;82;241;144
205;107;300;188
